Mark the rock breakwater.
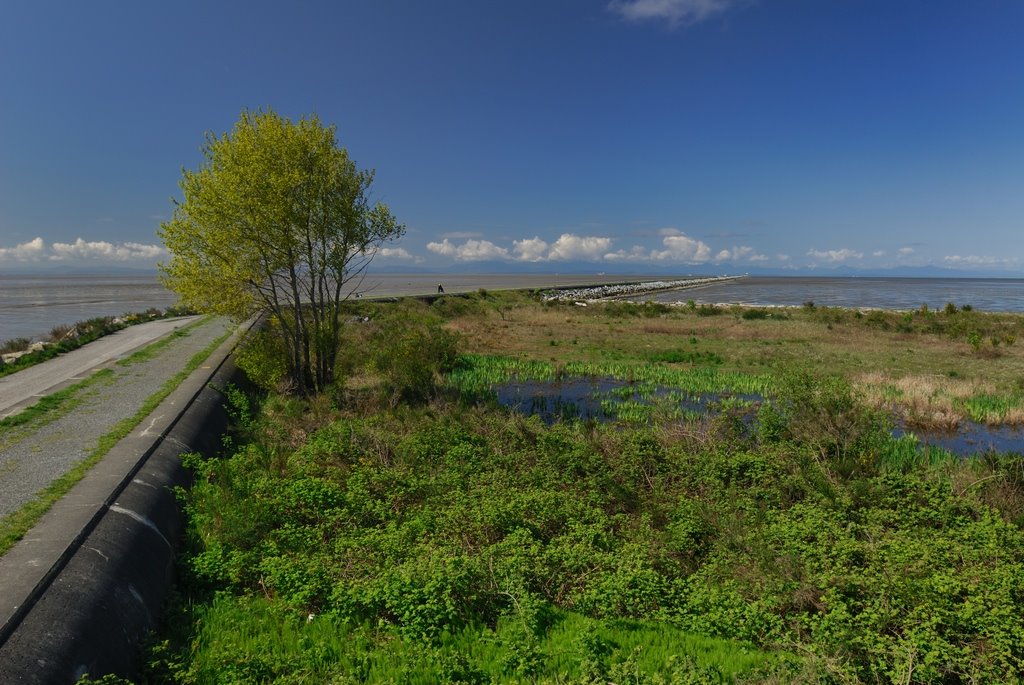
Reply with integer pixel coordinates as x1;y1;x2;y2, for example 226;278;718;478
542;276;744;302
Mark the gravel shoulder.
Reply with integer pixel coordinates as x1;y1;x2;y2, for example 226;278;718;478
0;317;233;519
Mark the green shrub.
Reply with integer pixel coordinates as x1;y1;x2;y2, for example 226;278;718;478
696;304;722;317
760;372;890;470
234;329;289;392
371;319;459;404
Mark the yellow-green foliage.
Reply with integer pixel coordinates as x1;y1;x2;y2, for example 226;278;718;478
234;329;289;393
159;109;405;394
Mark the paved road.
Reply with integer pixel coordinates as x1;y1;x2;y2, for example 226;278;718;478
0;316;201;419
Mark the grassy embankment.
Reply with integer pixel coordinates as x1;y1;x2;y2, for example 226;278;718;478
120;291;1024;684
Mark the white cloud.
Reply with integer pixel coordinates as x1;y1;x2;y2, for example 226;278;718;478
604;245;652;262
51;238;166;261
651;232;713;262
426;239;457;257
898;247;915;255
609;0;740;26
513;236;550;262
0;236;47;261
807;248;864;263
873;250;887;257
428;230;739;266
455;233;617;263
426;238;510;262
547;234;612;261
714;245;766;262
378;247;414;260
776;253;791;261
0;236;166;263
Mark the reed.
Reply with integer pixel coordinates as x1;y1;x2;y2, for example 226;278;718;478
448;354;771;397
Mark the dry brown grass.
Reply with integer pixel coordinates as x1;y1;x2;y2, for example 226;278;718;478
854;372;994;429
430;294;1024;425
1002;407;1024;424
641;323;681;335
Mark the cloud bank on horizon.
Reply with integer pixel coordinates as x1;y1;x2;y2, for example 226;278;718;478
0;237;166;266
414;229;1007;271
0;232;1018;274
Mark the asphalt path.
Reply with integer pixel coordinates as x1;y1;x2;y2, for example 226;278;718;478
0;316;201;420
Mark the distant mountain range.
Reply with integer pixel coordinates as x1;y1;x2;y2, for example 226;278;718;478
367;261;1024;280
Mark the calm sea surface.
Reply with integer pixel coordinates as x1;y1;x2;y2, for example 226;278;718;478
0;274;179;342
643;276;1024;313
2;273;1022;343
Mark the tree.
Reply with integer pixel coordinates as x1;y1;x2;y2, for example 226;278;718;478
159;109;405;395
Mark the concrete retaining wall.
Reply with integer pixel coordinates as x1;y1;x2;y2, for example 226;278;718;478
0;345;249;682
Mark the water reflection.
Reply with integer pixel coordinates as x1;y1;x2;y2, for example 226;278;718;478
484;378;1024;457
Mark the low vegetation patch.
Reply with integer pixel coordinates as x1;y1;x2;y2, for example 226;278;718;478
130;296;1024;684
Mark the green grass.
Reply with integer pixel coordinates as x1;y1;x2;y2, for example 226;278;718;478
147;596;777;684
877;433;958;472
960;393;1024;424
0;324;233;556
448;354;770;397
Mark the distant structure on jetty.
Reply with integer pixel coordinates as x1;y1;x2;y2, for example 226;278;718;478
542;275;745;302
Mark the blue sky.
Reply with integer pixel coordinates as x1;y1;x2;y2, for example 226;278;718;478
1;0;1022;274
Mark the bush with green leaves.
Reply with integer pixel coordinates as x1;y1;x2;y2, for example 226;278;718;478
234;328;290;392
759;372;891;474
146;373;1024;683
369;308;459;404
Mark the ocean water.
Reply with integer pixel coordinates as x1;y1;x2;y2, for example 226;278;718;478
641;276;1024;312
3;273;1022;343
0;274;179;342
0;272;639;342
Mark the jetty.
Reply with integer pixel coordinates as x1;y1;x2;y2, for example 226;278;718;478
542;275;745;302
